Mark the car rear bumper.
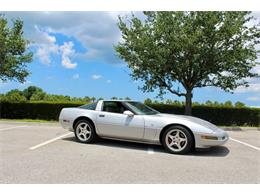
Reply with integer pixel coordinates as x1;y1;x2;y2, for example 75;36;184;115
59;116;73;131
59;108;74;131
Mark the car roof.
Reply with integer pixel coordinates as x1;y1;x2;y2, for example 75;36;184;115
101;100;137;102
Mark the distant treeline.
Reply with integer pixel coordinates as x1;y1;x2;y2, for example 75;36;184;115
0;85;249;108
0;102;259;126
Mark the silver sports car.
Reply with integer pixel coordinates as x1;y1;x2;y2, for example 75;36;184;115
59;100;228;154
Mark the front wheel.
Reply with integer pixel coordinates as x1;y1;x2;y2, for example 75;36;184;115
74;120;97;143
162;126;194;154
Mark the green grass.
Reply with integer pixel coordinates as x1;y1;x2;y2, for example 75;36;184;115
0;119;58;123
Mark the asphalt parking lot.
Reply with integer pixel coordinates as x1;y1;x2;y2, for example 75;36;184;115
0;122;259;183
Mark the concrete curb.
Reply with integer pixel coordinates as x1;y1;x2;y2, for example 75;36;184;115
221;127;260;131
0;121;59;126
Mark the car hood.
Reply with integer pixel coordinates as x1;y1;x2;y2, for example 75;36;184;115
156;113;221;132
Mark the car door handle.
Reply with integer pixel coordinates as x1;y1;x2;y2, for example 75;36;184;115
99;114;105;117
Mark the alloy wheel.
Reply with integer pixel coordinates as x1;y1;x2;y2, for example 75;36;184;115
76;122;92;142
165;129;188;152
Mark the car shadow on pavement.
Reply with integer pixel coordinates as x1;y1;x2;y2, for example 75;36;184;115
62;137;229;157
63;136;153;152
190;146;230;157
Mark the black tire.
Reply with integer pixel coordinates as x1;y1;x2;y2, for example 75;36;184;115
74;119;97;143
162;125;194;154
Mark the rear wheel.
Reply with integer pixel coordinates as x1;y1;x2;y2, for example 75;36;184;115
162;126;194;154
74;120;97;143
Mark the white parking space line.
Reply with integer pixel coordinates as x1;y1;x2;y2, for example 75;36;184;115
29;132;73;150
0;125;27;132
147;147;155;154
230;137;260;151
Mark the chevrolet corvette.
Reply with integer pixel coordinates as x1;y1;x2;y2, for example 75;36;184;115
59;100;228;154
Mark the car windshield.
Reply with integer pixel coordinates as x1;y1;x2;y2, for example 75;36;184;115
124;101;160;115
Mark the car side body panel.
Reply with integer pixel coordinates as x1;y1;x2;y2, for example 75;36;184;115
96;111;145;140
59;108;98;131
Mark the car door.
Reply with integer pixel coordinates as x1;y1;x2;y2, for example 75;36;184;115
96;101;145;140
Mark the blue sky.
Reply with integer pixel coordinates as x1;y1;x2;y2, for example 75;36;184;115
0;12;260;106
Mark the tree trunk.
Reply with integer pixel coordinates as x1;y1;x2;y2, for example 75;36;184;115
185;89;192;115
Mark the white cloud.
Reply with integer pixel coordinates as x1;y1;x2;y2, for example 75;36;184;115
251;65;260;75
0;80;9;89
60;42;77;69
106;79;112;83
20;80;32;85
19;80;32;88
250;105;260;108
3;12;134;64
33;27;77;68
220;71;232;77
246;96;260;102
91;74;102;80
34;26;59;65
236;83;260;93
72;73;80;79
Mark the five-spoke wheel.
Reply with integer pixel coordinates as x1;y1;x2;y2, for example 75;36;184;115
162;126;193;154
74;120;97;143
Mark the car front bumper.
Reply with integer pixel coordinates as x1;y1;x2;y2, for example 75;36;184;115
194;130;229;148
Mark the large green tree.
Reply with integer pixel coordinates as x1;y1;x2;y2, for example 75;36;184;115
23;86;44;100
115;11;260;115
0;15;33;83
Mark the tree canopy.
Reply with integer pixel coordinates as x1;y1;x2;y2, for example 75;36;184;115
0;15;33;83
115;11;260;115
0;86;107;103
23;86;44;100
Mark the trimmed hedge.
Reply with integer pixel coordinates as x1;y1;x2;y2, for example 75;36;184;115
147;104;260;126
0;102;81;121
0;102;259;126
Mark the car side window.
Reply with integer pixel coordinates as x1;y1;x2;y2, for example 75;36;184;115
79;102;97;110
102;101;126;114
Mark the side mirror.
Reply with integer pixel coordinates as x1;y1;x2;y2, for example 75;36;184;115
123;110;134;117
